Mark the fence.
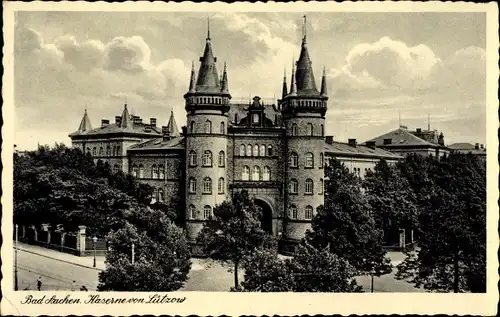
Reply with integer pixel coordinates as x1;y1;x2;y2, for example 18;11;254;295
16;224;107;257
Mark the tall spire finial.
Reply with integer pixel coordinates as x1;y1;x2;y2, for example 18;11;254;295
290;59;297;96
302;15;307;43
428;112;431;131
207;16;211;40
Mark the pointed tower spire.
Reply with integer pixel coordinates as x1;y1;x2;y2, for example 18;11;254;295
120;103;132;130
195;18;220;93
295;15;318;95
167;110;180;137
320;66;328;97
290;61;297;96
221;62;229;94
78;108;92;133
189;61;196;93
281;66;288;99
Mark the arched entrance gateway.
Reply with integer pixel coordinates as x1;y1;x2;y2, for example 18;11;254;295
254;199;274;235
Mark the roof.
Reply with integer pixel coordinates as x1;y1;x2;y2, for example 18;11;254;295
77;109;92;133
448;142;475;150
128;137;185;151
364;128;440;148
69;121;162;137
325;141;402;159
195;37;221;94
295;38;320;96
166;111;180;137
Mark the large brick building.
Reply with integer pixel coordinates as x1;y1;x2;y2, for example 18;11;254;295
70;25;401;249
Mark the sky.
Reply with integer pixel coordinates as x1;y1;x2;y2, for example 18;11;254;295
13;11;487;150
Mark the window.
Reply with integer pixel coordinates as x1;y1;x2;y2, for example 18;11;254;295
92;147;97;156
253;113;259;123
242;166;250;181
291;123;298;136
305;205;313;220
218;151;225;167
218;177;225;194
205;120;212;134
263;166;270;181
267;145;273;156
289;152;299;168
289;179;298;194
320;153;324;169
239;145;245;156
246;145;252;156
113;165;119;173
138;165;144;178
319;178;324;195
252;166;261;181
116;146;121;156
220;121;225;134
112;146;116;156
99;147;103;156
152;165;158;179
189;151;197;166
86;147;91;154
307;123;313;136
305;179;313;194
132;165;138;178
321;124;324;137
305;152;314;168
203;150;212;166
234;113;239;124
106;146;111;156
190;121;195;133
259;145;265;157
188;205;196;220
203;205;212;219
203;177;212;194
289;205;298;219
158;188;164;202
253;145;259;157
188;178;196;194
158;165;165;179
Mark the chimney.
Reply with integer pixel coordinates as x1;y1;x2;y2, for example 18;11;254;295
101;119;110;127
348;138;357;147
383;138;392;145
181;126;187;136
416;128;422;133
162;126;170;140
115;116;122;126
150;118;157;127
480;144;484;150
475;143;479;150
144;124;151;132
366;141;376;148
325;136;334;145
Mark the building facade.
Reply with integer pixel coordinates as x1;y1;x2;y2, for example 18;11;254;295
70;25;401;250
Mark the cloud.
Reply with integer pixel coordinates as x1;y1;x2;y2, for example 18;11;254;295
54;35;105;71
104;36;152;73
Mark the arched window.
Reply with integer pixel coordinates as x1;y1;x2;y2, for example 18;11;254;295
253;145;259;157
87;147;91;155
205;120;212;134
220;122;225;134
203;150;212;166
116;146;121;156
242;166;250;181
239;145;245;156
190;121;195;133
113;165;119;173
112;146;116;156
305;152;314;168
319;178;324;195
203;205;212;219
188;178;197;194
132;165;138;178
259;145;265;157
235;113;239;124
320;153;324;169
307;123;313;136
321;124;324;137
289;179;298;194
158;188;164;202
203;177;212;194
99;147;103;156
92;147;97;156
252;166;261;181
158;165;165;179
189;150;197;166
263;166;270;181
218;177;225;194
305;179;313;194
267;145;273;156
289;152;299;168
289;205;298;219
188;205;196;220
291;123;298;136
152;165;158;179
305;205;313;220
138;165;144;178
218;151;225;167
106;146;111;156
246;144;252;156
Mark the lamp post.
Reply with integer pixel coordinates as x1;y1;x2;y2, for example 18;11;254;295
131;243;135;265
15;224;18;291
370;269;376;293
92;236;97;268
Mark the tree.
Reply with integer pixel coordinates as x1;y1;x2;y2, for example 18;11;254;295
98;208;191;291
396;153;486;292
196;190;276;289
240;241;361;292
305;158;392;276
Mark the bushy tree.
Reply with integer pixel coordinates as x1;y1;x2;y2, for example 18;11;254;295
305;159;391;276
196;190;276;289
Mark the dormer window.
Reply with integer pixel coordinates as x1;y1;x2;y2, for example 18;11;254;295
253;113;259;124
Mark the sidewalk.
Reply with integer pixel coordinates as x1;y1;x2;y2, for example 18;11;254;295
16;242;106;270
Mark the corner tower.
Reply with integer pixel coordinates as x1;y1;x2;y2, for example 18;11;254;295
184;22;231;244
280;19;328;246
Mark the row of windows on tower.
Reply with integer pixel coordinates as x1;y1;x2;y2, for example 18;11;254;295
190;120;225;134
188;177;225;195
289;152;324;168
286;100;325;109
186;204;319;221
189;150;225;167
153;188;165;203
288;205;318;220
131;164;165;179
241;166;271;181
187;205;213;220
290;123;324;137
190;96;227;105
289;178;324;195
87;145;121;157
238;144;274;157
